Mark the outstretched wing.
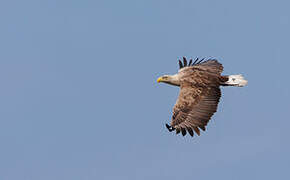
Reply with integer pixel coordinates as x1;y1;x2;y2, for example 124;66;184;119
167;84;221;136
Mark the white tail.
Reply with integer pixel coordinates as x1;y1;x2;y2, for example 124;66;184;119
223;74;248;87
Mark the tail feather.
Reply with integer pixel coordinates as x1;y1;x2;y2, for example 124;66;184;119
221;74;247;87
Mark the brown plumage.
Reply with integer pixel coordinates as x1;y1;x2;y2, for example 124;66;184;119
157;57;247;137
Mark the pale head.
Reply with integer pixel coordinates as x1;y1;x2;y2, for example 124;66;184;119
157;74;180;86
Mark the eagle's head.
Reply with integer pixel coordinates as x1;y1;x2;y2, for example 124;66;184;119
157;74;180;86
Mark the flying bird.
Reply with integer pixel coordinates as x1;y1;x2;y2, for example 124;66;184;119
157;57;247;137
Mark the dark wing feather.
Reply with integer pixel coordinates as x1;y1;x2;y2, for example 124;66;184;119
183;57;187;67
181;128;187;136
187;127;194;136
188;59;193;66
178;60;183;69
169;69;222;137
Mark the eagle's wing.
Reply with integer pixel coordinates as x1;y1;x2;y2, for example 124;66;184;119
169;85;221;136
168;60;223;136
192;59;223;75
179;57;224;75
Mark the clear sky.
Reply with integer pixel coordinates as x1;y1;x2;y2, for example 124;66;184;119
1;0;290;179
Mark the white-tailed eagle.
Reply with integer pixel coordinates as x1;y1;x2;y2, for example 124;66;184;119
157;57;247;137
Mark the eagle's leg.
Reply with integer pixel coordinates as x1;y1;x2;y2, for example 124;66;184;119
166;124;175;132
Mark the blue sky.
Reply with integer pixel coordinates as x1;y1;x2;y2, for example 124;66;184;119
0;0;290;179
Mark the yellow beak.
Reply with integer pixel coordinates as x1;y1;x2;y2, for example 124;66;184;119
157;77;162;83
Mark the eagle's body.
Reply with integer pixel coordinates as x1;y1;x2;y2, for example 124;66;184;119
157;57;247;137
